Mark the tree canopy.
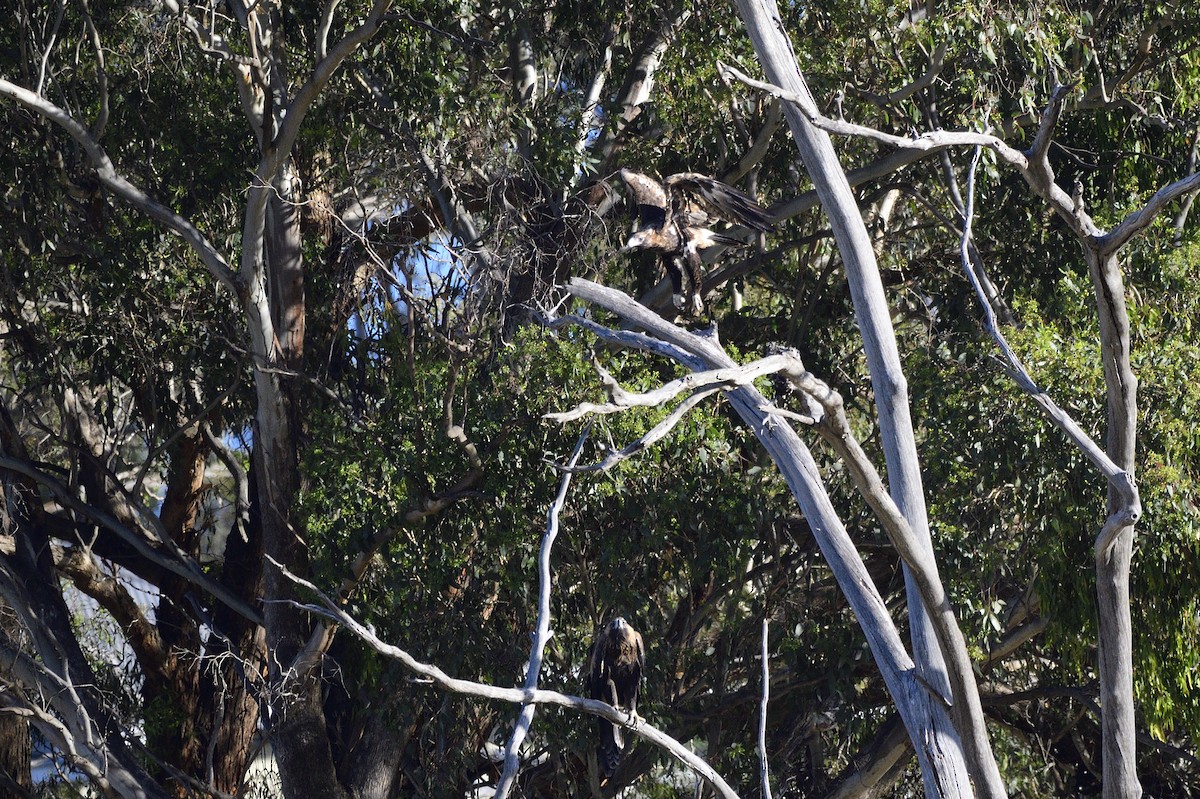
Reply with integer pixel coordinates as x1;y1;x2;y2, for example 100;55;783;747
1;0;1199;797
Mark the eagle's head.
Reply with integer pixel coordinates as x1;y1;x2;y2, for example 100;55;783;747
621;231;650;253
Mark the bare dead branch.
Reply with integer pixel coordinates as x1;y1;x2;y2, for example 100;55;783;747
0;638;156;798
550;389;719;472
274;563;743;799
759;618;774;799
717;61;1100;242
546;354;796;422
495;426;590;798
551;278;993;796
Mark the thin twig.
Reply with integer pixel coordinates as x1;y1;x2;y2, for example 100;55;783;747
759;618;773;799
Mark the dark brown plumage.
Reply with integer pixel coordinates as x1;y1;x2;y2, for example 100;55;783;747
617;169;773;315
587;617;645;778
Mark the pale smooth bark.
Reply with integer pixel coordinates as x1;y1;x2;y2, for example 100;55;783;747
729;0;1003;795
551;278;974;797
285;564;744;799
731;34;1192;794
494;430;589;798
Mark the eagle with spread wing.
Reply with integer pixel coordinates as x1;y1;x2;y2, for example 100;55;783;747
618;169;773;315
587;617;645;779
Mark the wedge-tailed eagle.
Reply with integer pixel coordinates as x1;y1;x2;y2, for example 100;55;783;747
617;169;773;315
587;616;645;778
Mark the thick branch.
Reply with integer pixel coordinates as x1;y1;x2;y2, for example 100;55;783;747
0;455;262;627
265;0;392;165
551;278;968;794
1100;170;1200;254
721;5;999;791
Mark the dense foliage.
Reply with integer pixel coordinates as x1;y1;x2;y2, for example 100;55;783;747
1;0;1198;797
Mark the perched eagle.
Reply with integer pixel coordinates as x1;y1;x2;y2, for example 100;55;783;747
587;617;645;778
617;169;773;315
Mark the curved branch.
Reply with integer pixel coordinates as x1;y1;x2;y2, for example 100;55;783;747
1100;170;1200;254
268;0;392;164
550;389;719;472
0;79;238;293
718;62;1100;241
158;0;260;66
57;548;166;679
278;566;743;799
0;455;262;627
546;354;796;423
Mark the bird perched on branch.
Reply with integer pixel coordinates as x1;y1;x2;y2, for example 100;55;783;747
587;616;645;779
617;168;773;315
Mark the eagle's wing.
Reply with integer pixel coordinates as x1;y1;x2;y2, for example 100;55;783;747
665;172;774;232
586;629;608;701
618;169;669;230
629;628;645;714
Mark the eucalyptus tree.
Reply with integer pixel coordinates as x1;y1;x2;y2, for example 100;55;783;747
1;0;1199;797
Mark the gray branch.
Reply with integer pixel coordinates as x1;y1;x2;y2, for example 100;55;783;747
277;566;743;799
494;427;590;797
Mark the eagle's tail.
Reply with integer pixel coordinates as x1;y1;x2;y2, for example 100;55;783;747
597;719;625;778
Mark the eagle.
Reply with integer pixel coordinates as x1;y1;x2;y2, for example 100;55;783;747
617;169;773;315
587;616;645;779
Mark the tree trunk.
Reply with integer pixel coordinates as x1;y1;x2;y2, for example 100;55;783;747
1087;247;1141;799
0;598;32;796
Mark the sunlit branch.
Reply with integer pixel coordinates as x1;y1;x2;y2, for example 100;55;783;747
275;565;743;799
0;79;238;292
495;426;590;798
551;278;998;794
158;0;260;66
545;353;797;423
1100;170;1200;254
550;389;719;473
